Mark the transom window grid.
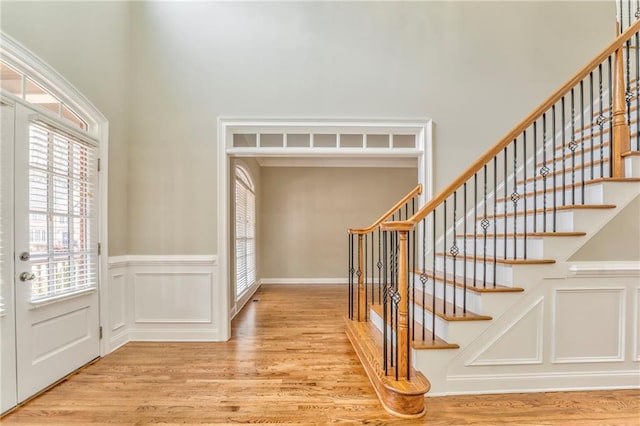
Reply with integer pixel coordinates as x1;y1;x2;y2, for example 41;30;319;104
28;122;98;302
0;59;88;131
235;166;256;299
232;132;417;150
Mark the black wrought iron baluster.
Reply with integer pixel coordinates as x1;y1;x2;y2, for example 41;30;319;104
552;105;558;232
348;234;353;319
493;157;497;286
482;165;489;288
431;210;437;341
377;228;382;304
561;96;566;206
412;199;416;342
370;229;374;307
533;122;538;231
473;174;478;288
382;231;388;375
580;81;586;204
598;63;605;178
443;199;448;316
364;233;368;321
591;72;596;180
451;191;458;315
421;217;427;341
522;133;527;259
463;182;467;313
393;286;399;381
512;139;519;259
541;113;549;232
570;88;577;205
608;56;613;177
503;147;508;259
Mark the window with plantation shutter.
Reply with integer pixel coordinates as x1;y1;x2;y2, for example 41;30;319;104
235;166;255;298
28;121;98;302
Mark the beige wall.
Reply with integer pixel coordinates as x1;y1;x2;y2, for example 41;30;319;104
570;195;640;261
1;1;131;255
259;167;417;278
1;1;619;257
126;1;614;254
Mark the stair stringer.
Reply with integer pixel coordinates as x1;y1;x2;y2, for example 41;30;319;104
416;268;640;395
411;181;640;395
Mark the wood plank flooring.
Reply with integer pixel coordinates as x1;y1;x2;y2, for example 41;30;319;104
3;284;639;425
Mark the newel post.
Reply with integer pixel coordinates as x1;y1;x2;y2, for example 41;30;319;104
612;44;631;177
396;229;410;378
357;234;366;321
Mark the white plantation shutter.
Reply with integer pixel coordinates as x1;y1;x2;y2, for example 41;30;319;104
235;166;255;298
28;122;98;302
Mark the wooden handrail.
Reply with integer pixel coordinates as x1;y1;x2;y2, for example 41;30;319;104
381;19;640;231
348;183;422;234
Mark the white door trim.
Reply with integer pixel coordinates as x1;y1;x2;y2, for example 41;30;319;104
0;32;110;356
217;117;433;340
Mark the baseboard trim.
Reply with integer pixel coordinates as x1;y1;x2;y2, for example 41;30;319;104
260;278;348;285
127;329;221;341
437;369;640;396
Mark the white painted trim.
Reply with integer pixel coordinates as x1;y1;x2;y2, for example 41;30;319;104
218;118;433;343
0;32;110;357
108;255;217;268
569;261;640;277
438;369;640;397
255;157;417;168
551;287;626;364
634;287;640;362
260;278;349;285
467;297;544;367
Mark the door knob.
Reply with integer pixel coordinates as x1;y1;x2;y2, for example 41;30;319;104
20;272;36;282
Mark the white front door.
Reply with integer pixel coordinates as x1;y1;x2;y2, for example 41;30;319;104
1;102;18;413
12;103;100;402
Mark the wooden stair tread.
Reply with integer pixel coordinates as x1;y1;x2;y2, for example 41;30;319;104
435;252;556;265
369;304;460;347
344;316;430;417
621;150;640;157
583;177;640;184
455;231;587;238
411;289;492;322
410;269;524;294
484;204;616;219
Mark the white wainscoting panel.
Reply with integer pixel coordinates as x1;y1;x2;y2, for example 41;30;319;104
109;272;126;331
107;255;220;353
469;298;543;366
133;272;212;323
552;288;625;364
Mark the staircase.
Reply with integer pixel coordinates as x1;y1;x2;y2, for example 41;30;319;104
345;20;640;418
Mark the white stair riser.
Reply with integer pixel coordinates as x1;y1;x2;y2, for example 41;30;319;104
625;155;640;177
436;256;514;287
410;275;482;313
452;236;545;259
496;190;602;214
475;210;575;233
370;304;450;344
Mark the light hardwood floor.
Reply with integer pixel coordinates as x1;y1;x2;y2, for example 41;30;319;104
3;284;639;425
